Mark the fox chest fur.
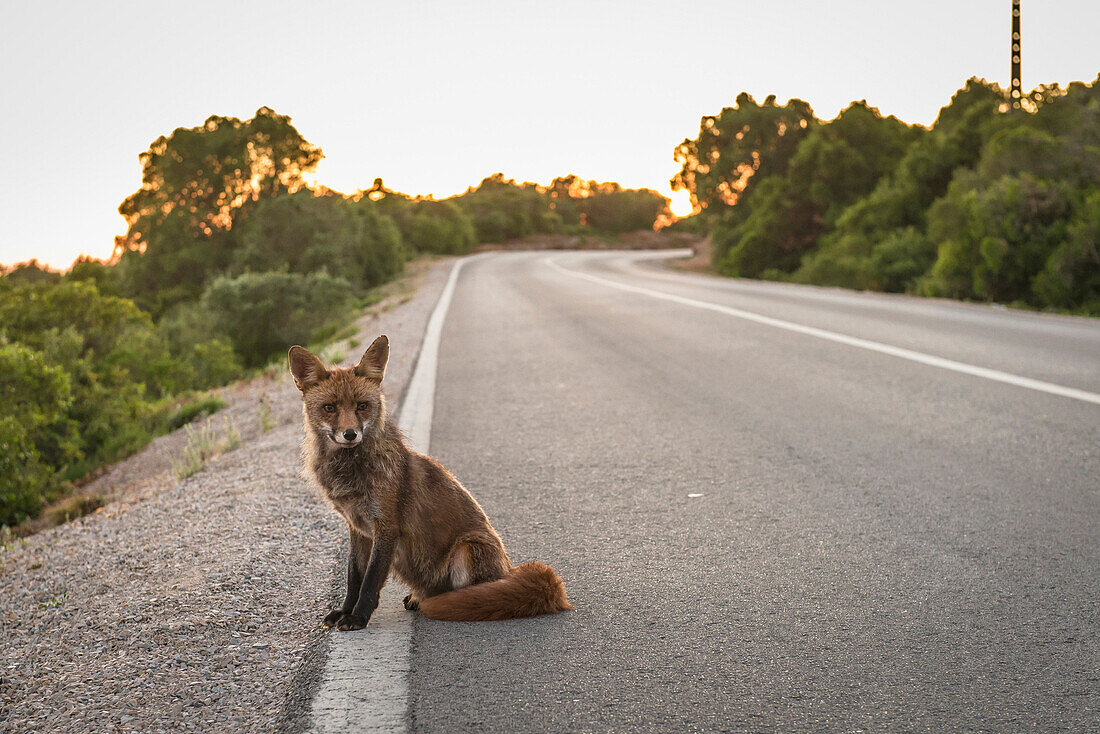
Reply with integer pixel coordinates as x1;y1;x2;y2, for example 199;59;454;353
304;425;406;537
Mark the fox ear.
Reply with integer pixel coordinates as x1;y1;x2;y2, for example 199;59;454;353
288;346;328;391
355;335;389;382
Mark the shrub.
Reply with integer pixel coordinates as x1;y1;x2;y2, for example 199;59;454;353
0;344;74;525
164;395;228;432
201;270;353;367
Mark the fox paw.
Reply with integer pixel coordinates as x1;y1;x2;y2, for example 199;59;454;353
322;608;346;628
402;594;420;611
335;613;368;631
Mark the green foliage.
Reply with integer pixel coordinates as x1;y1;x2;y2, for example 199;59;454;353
921;173;1073;303
0;281;163;472
1031;190;1100;314
544;175;669;232
0;345;73;525
236;192;405;289
456;174;563;243
371;192;478;255
182;340;244;390
115;107;323;316
164;395;228;432
1;259;61;285
672;92;815;213
715;101;920;277
64;256;119;295
201;270;353;368
679;76;1100;312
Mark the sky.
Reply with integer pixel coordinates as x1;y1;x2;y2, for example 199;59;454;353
1;1;1097;269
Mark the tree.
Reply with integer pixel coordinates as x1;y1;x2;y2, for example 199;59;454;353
0;279;193;469
1032;190;1100;314
201;271;352;367
0;344;73;525
792;79;1005;290
235;192;405;289
1;259;61;284
457;174;561;243
114;107;323;314
672;93;815;213
714;101;919;277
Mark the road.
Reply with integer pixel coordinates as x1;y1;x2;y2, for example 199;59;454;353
406;250;1100;732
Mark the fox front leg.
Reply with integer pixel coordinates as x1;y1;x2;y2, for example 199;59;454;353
323;528;373;628
336;530;396;631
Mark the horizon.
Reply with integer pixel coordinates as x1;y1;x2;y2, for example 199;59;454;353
2;0;1098;269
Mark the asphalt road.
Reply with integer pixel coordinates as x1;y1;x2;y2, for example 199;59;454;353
407;250;1099;732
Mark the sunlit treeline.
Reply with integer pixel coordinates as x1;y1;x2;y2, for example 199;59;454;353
671;77;1100;314
0;108;671;527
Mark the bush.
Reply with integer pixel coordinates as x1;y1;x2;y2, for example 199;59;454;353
164;395;228;432
201;270;353;367
0;416;56;526
0;344;74;525
236;192;406;290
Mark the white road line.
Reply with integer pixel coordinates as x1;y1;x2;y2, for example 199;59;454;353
309;257;470;733
399;256;470;453
546;255;1100;406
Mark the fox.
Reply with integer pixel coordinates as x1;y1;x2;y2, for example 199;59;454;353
289;335;572;630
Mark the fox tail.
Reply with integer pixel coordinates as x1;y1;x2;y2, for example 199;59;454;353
417;562;573;621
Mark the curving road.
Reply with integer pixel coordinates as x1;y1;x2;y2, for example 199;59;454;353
407;250;1100;732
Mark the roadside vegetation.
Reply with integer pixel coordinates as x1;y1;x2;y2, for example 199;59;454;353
670;76;1100;315
1;107;671;529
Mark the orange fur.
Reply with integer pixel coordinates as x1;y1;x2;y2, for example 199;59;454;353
418;562;573;621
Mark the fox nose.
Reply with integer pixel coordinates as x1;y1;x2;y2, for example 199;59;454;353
343;429;358;441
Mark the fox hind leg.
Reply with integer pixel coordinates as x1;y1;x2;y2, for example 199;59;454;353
402;594;420;611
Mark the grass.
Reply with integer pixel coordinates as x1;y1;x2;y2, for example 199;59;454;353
41;493;103;527
258;394;274;433
163;395;228;432
317;342;347;366
38;592;69;610
171;422;218;480
1;526;29;552
171;416;241;480
221;416;241;452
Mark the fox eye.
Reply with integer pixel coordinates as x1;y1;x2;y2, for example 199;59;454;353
322;404;336;413
356;402;369;411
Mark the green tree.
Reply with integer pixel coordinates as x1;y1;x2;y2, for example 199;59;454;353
672;93;815;214
0;344;74;525
65;255;119;295
457;174;562;243
1;259;61;284
114;107;323;315
201;271;353;367
236;192;405;289
715;101;919;277
793;81;1004;290
575;182;669;232
0;279;189;470
1032;190;1100;313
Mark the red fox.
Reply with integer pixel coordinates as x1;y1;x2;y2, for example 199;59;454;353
289;336;572;630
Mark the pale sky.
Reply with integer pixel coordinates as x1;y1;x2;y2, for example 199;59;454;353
1;1;1097;269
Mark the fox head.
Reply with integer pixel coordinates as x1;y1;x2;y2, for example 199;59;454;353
288;335;389;449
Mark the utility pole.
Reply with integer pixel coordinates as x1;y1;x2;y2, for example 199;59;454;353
1011;0;1022;109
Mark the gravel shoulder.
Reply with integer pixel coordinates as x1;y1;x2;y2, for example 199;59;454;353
0;258;452;733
